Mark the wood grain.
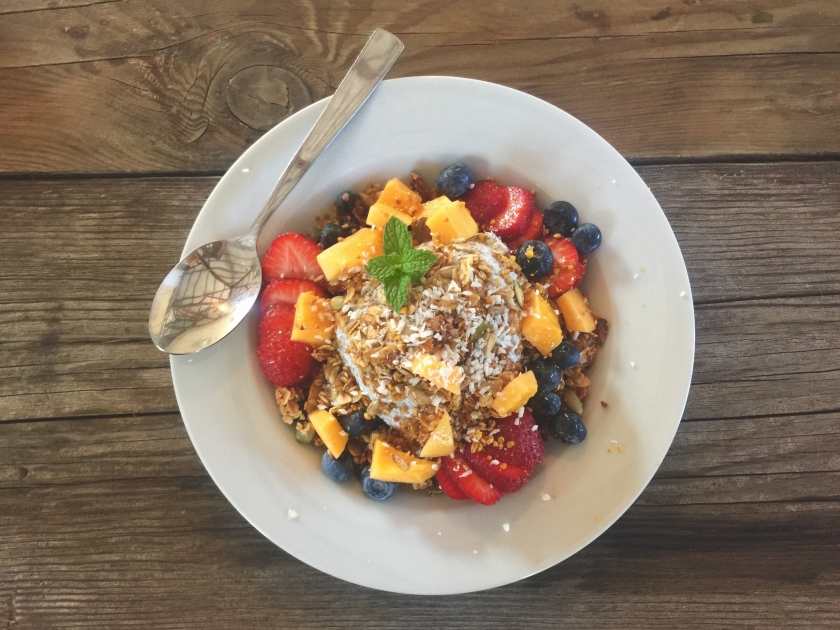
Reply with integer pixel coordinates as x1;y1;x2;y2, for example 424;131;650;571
1;1;839;172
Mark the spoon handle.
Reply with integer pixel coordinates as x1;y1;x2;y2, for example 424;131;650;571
248;29;404;240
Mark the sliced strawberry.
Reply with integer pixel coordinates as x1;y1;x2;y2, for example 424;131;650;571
260;278;327;313
508;208;544;249
488;186;535;241
261;233;325;287
480;411;545;473
461;447;531;493
257;305;314;388
460;180;507;226
436;466;470;501
543;236;587;298
442;452;504;506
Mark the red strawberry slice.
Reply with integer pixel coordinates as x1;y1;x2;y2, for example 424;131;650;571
488;186;535;241
461;447;531;493
480;411;545;473
460;180;507;226
442;452;504;506
436;466;470;500
509;208;545;249
543;236;587;298
261;233;325;287
260;278;327;313
257;305;314;388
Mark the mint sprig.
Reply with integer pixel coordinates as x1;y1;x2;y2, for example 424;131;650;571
366;217;437;311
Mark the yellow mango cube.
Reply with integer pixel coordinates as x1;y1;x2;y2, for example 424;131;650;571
316;227;383;282
419;412;455;458
557;288;597;333
308;409;348;458
376;178;423;216
424;197;479;244
366;202;414;228
370;440;438;484
521;289;564;356
291;291;335;347
410;353;464;395
415;195;452;221
491;371;539;417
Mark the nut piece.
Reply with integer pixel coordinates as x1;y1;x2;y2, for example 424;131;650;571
513;282;524;308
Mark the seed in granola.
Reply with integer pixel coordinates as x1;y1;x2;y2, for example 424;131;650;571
469;320;489;343
513;282;524;308
330;295;345;311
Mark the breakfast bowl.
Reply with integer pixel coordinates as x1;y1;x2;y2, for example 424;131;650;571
169;76;695;594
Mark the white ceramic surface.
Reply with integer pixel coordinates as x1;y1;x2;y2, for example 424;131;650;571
170;76;694;594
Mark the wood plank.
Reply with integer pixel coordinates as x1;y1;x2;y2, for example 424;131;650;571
0;412;838;628
1;2;840;171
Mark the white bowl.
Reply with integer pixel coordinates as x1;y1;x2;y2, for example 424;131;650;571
170;76;694;594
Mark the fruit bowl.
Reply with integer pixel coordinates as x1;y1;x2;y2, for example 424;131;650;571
170;76;695;594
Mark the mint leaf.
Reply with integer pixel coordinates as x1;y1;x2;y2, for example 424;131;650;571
383;216;412;256
401;249;438;282
366;253;403;282
383;274;410;312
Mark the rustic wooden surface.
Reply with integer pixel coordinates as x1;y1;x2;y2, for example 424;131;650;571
1;1;839;628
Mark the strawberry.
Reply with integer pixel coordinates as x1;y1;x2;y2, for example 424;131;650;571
543;236;586;298
461;447;531;493
479;411;545;473
261;233;325;287
460;180;507;226
509;208;545;249
436;466;470;500
260;278;327;312
257;305;314;388
442;452;504;506
488;186;535;241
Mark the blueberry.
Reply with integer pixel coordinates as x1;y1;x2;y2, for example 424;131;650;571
543;201;579;237
529;391;562;421
338;410;368;438
360;465;397;500
336;190;356;216
570;223;602;254
322;450;354;481
435;163;473;198
551;340;581;370
530;360;562;392
319;222;344;249
547;411;587;444
515;240;554;279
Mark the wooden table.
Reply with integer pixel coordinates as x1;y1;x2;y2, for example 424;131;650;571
2;2;838;628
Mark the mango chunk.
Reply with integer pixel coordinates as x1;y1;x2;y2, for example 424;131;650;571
376;178;423;216
557;287;597;333
291;291;335;347
366;201;414;228
410;353;464;396
424;197;479;244
370;440;438;484
419;412;455;458
521;289;564;355
316;227;383;282
491;371;538;416
308;409;348;458
415;195;452;221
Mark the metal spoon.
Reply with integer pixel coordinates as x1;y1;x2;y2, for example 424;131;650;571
149;29;403;354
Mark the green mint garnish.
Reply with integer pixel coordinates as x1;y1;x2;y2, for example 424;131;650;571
366;216;437;311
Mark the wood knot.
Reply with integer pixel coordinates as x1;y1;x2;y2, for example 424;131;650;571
225;65;311;131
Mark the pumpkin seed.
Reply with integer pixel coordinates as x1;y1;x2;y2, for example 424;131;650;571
513;282;525;308
330;295;345;311
295;422;316;444
562;390;584;415
469;320;489;343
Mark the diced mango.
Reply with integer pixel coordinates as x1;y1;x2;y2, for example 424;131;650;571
370;440;438;484
415;195;452;221
557;287;597;333
366;201;414;228
410;353;464;396
491;371;539;416
376;178;423;216
521;289;564;355
291;291;335;347
316;227;384;282
424;197;479;244
419;412;455;458
307;409;348;458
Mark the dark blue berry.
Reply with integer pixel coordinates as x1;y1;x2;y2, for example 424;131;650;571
543;201;579;237
547;411;587;444
435;163;473;198
322;450;354;481
319;222;343;248
530;360;562;392
570;223;602;253
515;240;554;279
551;340;581;370
336;190;356;216
338;410;368;438
529;391;562;421
360;465;397;500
